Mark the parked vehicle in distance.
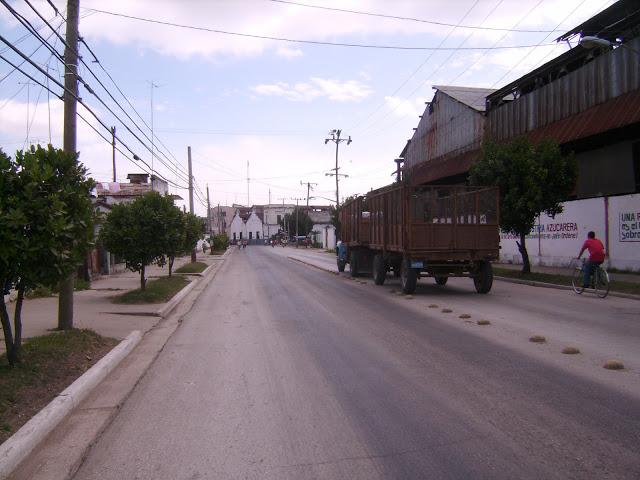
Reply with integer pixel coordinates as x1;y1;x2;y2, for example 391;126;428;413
339;184;500;294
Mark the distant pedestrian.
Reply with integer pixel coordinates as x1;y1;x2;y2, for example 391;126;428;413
577;231;605;288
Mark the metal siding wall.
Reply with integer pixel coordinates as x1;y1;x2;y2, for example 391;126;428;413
488;37;640;141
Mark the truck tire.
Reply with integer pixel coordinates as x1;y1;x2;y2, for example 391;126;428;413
473;261;493;294
337;258;346;272
350;250;360;277
434;276;448;286
401;256;417;294
372;253;386;285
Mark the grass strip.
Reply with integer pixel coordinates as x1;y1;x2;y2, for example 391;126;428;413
0;329;118;444
113;275;189;304
493;268;640;295
174;261;208;274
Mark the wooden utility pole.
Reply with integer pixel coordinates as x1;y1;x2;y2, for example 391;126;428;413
111;126;117;182
188;146;196;262
300;181;318;207
324;129;351;208
206;184;211;236
58;0;80;331
393;158;404;183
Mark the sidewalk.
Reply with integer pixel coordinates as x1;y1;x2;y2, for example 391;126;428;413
495;262;640;284
1;252;223;353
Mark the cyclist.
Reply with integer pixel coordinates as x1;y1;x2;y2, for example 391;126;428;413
577;231;605;289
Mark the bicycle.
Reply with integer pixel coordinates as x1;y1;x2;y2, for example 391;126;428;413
571;258;610;298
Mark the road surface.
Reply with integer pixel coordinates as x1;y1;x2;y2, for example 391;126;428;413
74;246;640;479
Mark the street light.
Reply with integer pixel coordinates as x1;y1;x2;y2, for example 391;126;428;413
579;35;640;55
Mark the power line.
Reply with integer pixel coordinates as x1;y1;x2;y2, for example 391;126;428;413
267;0;564;33
18;1;190;185
350;0;483;133
84;7;561;51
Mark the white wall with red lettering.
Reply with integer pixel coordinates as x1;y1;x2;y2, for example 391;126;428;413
499;193;640;271
608;194;640;271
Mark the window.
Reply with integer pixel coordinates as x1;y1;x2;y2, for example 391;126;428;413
249;231;253;239
239;232;243;239
277;214;282;224
256;231;260;239
233;232;236;241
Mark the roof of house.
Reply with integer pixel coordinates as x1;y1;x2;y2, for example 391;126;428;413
96;182;150;197
555;0;640;43
433;85;497;112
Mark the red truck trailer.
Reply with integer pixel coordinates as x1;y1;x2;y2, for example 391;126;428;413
339;184;500;294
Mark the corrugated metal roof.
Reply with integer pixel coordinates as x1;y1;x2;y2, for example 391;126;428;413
555;0;640;43
433;85;496;112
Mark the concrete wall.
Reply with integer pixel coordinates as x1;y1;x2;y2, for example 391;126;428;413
500;193;640;271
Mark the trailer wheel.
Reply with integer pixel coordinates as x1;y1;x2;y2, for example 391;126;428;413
337;258;346;272
434;276;448;286
372;254;386;285
401;256;417;294
350;251;360;277
473;261;493;294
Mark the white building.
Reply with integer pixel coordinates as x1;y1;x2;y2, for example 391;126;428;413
262;203;295;239
229;207;265;243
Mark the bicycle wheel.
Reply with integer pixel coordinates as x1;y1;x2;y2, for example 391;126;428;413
571;263;584;294
595;267;610;299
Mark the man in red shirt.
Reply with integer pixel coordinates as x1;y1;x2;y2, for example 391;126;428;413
577;231;606;289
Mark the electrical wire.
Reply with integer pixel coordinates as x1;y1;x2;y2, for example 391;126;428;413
83;7;560;51
266;0;564;33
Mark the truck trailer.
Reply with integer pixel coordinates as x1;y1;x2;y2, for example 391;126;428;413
338;184;500;294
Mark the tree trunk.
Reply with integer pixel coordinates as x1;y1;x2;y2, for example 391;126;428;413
57;272;75;330
13;286;24;364
140;265;146;290
517;232;531;274
0;288;15;367
191;249;197;263
168;256;174;277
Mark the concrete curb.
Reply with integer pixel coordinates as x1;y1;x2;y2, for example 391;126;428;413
288;256;338;275
156;250;231;318
0;330;142;480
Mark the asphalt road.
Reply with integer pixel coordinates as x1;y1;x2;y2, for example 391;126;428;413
74;247;640;480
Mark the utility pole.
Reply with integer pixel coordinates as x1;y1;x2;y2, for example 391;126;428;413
324;129;351;208
18;81;35;146
206;184;211;236
111;126;117;182
58;0;80;331
291;197;304;238
246;160;250;206
188;146;196;263
217;202;221;235
300;181;318;208
149;81;160;189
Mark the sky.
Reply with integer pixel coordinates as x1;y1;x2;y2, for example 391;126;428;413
0;0;615;215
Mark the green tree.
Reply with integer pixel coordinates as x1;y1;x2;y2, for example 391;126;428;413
183;212;205;262
162;203;186;277
211;233;229;252
469;137;577;273
100;192;175;290
281;208;314;237
0;146;95;366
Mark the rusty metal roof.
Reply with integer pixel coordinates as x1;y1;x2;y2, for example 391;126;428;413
434;85;496;112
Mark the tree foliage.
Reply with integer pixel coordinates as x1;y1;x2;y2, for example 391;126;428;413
469;137;577;273
100;192;204;288
211;233;229;251
281;208;314;237
0;146;95;366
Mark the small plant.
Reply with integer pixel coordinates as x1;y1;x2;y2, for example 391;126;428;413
529;335;546;343
441;308;453;313
477;319;491;326
459;314;471;319
26;286;54;298
74;278;91;291
562;347;580;355
603;360;624;370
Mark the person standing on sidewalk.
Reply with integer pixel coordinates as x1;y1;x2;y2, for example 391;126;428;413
577;231;606;288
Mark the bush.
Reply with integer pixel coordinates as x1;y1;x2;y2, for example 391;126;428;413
211;233;229;251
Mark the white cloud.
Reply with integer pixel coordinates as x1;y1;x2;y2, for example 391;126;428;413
383;96;425;118
251;77;373;102
276;46;304;59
